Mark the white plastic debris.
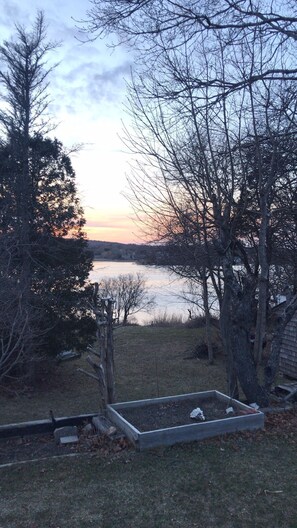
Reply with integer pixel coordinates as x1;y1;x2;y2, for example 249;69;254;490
225;406;234;414
190;407;205;421
249;402;260;410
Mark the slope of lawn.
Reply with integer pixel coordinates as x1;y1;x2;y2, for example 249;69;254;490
0;325;225;425
1;325;296;528
1;428;297;528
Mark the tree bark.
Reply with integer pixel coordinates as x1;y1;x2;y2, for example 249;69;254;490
105;299;115;404
221;246;268;405
201;268;214;365
220;287;239;400
253;187;270;365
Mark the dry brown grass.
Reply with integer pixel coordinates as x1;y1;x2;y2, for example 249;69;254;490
0;326;297;527
0;326;223;425
0;432;297;528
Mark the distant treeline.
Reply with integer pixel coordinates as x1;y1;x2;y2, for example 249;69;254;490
87;240;165;264
88;239;293;269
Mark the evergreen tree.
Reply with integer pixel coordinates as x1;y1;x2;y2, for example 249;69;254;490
0;14;94;381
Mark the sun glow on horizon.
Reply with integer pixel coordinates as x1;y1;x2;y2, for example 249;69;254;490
84;210;145;244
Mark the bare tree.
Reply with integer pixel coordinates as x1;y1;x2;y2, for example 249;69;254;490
123;40;297;404
100;273;155;324
84;0;297;90
84;0;297;405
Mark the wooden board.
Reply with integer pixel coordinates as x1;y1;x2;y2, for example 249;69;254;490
279;312;297;379
0;412;98;439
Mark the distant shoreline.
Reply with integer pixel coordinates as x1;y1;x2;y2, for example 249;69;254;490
88;240;161;264
92;258;137;263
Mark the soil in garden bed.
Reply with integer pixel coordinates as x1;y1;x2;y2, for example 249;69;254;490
118;396;240;432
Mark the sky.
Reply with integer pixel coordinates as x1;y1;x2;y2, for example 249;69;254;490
0;0;143;244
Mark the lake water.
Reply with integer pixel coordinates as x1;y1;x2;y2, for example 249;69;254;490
89;261;191;324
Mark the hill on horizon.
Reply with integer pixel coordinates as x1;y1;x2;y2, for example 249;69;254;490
87;239;160;262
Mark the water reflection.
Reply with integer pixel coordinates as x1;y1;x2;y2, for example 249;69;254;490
89;261;189;324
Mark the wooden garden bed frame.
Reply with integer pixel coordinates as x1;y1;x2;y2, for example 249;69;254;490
107;390;264;450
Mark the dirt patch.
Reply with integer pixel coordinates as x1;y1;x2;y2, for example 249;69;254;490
0;433;78;465
118;396;242;432
0;428;130;466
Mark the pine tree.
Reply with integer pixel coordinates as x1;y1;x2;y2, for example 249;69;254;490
0;14;94;381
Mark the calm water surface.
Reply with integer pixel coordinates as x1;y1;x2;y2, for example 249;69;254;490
89;261;189;324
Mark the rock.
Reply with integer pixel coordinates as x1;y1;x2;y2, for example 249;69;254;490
106;426;117;437
92;416;118;437
54;426;78;444
59;435;79;445
92;415;113;434
82;423;94;435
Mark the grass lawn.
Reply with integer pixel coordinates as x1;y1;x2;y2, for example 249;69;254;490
1;326;297;528
0;326;225;425
1;432;297;528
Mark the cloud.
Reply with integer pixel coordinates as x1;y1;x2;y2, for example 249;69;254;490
0;1;23;27
57;60;131;111
1;0;132;116
85;224;140;244
89;62;130;100
86;216;134;229
49;47;131;119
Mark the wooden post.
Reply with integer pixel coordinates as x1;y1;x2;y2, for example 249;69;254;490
105;298;115;404
78;284;115;409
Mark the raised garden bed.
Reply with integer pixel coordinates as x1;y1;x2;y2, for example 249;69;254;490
107;390;264;450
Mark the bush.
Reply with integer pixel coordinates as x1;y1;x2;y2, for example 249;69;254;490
149;311;185;327
185;315;220;329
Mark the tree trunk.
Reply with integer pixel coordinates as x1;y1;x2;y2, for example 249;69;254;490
220;246;269;405
201;268;214;364
254;194;269;364
230;281;269;406
105;299;115;404
231;323;268;406
220;288;239;400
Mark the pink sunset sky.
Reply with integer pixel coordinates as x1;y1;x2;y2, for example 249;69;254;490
0;0;144;244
